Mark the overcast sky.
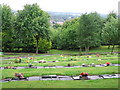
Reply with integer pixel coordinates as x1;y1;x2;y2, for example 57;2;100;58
0;0;119;14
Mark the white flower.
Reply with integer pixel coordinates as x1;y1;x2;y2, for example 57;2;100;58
98;59;101;61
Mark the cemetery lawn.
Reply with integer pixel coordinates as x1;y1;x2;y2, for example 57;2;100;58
49;45;119;54
1;45;119;57
1;45;119;88
2;78;119;88
1;66;119;79
1;53;119;67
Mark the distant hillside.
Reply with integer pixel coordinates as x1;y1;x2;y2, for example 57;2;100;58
47;11;81;22
12;10;107;22
47;11;107;22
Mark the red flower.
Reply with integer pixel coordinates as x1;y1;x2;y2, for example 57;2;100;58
106;62;110;64
80;72;88;76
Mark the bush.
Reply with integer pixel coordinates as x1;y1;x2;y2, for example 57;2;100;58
33;38;52;53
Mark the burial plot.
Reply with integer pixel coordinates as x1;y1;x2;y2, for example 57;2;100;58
0;79;11;82
106;62;110;66
28;64;33;67
72;76;80;80
111;64;120;66
42;75;57;78
0;67;4;70
99;74;120;79
73;66;82;68
37;66;44;69
41;75;59;80
26;64;37;69
88;76;103;80
55;66;64;68
91;63;96;67
28;76;41;81
58;76;73;80
82;63;89;67
16;67;26;69
67;64;71;67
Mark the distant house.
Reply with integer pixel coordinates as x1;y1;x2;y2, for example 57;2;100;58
56;22;64;25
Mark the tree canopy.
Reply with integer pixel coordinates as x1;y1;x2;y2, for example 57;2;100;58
1;4;119;53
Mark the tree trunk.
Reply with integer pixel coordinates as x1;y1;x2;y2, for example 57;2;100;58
85;46;89;54
111;44;115;53
36;39;39;54
79;47;82;55
108;45;110;49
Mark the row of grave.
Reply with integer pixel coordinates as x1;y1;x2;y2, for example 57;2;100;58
1;52;119;60
1;74;119;82
1;64;120;70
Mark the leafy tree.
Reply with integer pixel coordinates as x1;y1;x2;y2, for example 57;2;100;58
102;12;117;49
102;16;118;52
1;4;14;51
0;5;2;51
55;18;79;49
106;11;117;22
77;13;102;53
15;4;50;53
53;23;62;29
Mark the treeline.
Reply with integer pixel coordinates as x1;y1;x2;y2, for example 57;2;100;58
1;4;119;53
51;12;119;53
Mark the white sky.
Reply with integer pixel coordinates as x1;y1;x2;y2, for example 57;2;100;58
0;0;119;14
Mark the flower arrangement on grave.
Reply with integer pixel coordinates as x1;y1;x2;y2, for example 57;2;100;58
106;62;110;66
26;60;29;63
39;60;46;63
91;63;95;67
80;72;89;76
15;73;25;79
96;54;101;57
98;59;101;61
15;57;21;63
87;55;92;58
29;57;34;60
82;63;85;66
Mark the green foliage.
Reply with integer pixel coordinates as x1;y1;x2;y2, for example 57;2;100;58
33;38;52;52
53;18;79;49
102;12;118;52
106;11;117;22
14;3;51;53
51;12;104;51
14;59;20;63
53;23;62;29
1;4;14;51
1;4;119;53
77;13;102;52
102;15;118;45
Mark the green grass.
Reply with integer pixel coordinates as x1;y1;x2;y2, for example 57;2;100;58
2;78;119;88
0;53;38;58
1;45;119;57
1;45;119;89
49;45;119;54
86;45;119;53
1;59;119;67
1;66;119;79
48;49;79;54
0;53;119;67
